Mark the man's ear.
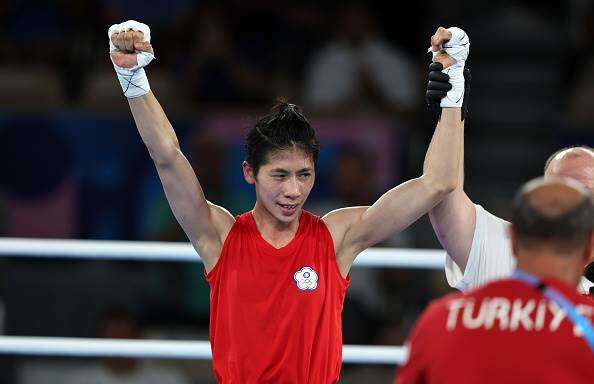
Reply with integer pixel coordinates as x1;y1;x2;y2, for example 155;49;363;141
243;161;255;184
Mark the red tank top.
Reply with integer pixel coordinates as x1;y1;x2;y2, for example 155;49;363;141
206;210;350;383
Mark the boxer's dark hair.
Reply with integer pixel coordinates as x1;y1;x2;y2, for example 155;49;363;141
245;99;319;176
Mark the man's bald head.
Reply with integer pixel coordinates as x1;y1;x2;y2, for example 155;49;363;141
544;146;594;193
512;177;593;253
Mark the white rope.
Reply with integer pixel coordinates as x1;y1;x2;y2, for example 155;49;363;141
0;238;427;365
0;336;405;364
0;238;445;269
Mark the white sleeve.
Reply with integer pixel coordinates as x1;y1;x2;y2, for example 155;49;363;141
444;204;516;291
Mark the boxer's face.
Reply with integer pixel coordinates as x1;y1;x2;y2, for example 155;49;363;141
545;148;594;194
243;147;315;225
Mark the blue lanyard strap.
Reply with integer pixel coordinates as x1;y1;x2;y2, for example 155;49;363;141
513;270;594;353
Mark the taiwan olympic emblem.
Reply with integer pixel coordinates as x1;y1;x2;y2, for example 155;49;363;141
294;266;318;291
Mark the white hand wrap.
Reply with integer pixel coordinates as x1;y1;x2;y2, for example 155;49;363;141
429;27;470;107
108;20;154;98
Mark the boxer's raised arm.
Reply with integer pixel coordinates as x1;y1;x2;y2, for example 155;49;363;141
109;21;234;272
427;27;476;273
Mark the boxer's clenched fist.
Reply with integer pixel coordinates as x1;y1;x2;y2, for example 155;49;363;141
426;26;470;109
111;30;144;53
430;27;453;53
111;40;153;69
110;31;153;69
108;20;154;98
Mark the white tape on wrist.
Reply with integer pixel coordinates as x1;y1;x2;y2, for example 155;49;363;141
114;67;151;99
428;27;470;108
108;20;154;98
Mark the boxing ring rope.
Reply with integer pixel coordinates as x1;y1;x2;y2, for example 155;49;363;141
0;337;406;364
0;238;445;364
0;238;445;268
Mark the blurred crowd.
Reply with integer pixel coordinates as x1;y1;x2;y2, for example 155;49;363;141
0;0;593;383
0;0;434;115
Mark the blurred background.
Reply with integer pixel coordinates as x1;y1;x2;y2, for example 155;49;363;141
0;0;593;382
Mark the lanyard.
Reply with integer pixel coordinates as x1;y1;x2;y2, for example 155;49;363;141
512;270;594;353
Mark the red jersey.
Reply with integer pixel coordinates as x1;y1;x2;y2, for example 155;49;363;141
395;277;594;384
206;210;350;383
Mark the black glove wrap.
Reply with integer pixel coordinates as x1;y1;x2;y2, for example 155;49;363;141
425;60;471;122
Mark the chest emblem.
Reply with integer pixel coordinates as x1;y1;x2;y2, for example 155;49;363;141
294;266;318;291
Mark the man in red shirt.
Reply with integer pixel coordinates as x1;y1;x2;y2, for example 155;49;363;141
394;177;594;384
108;21;469;382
